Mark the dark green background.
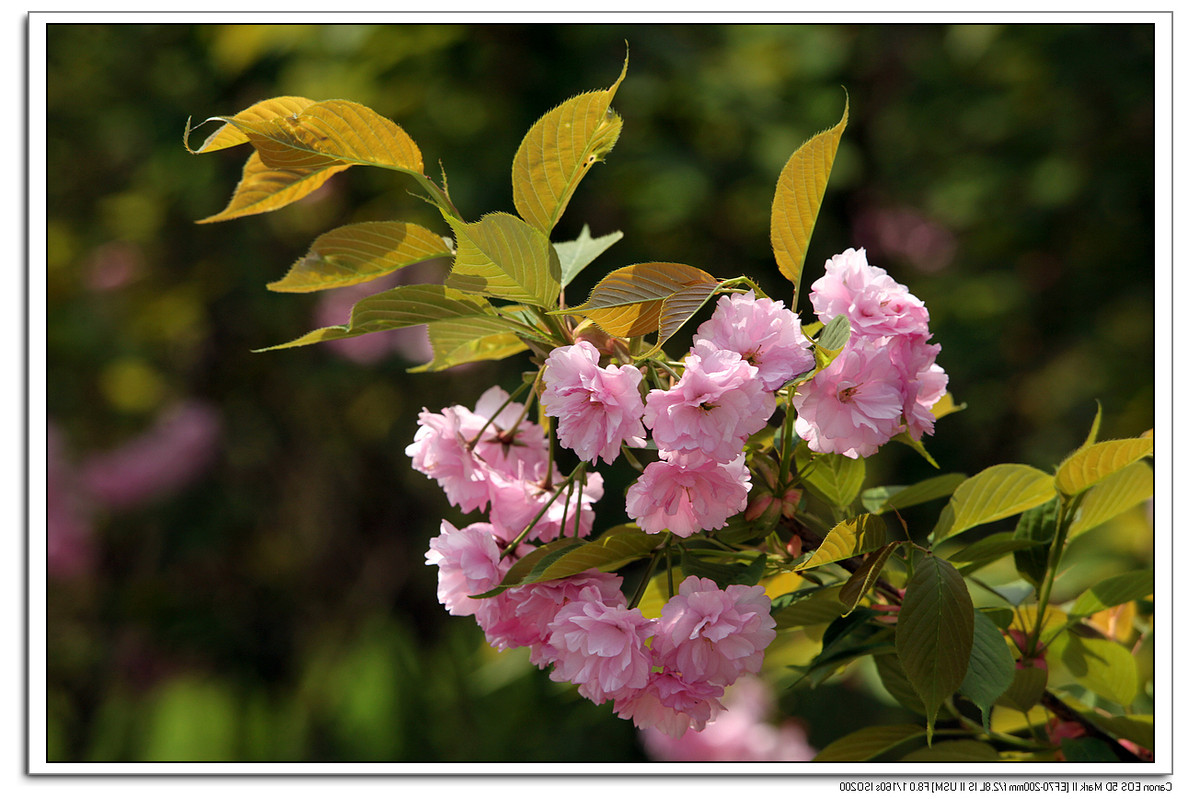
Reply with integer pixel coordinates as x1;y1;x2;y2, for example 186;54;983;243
46;22;1155;762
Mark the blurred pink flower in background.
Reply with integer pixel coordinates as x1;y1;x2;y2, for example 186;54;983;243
852;206;957;275
80;400;222;511
48;400;223;580
47;423;97;579
640;675;815;762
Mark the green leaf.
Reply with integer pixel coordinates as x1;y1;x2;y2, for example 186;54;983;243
998;666;1047;712
527;527;667;584
1070;569;1153;618
812;724;925;762
1012;498;1059;588
185;96;316;154
558;262;718;339
1061;738;1120;763
794;514;888;572
1069;460;1154;537
838;541;901;611
554;225;623;289
895;553;974;742
940;531;1040;567
1078;712;1153;752
266;222;451;292
815;313;851;352
1048;633;1139;707
959;610;1016;729
474;537;585;598
1055;436;1154;497
900;739;1000;762
803;609;894;685
512;56;626;234
771;588;849;630
680;550;766;590
444;212;562;308
255;284;515;352
213;98;424;175
196;151;352;223
862;473;966;515
931;464;1057;543
770;93;849;287
410;323;530;373
799;453;867;509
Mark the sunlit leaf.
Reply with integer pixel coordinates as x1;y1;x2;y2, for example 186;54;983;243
895;553;974;742
554;224;624;289
255;284;515;351
267;222;451;292
862;473;966;515
409;321;530;373
812;724;925;762
512;56;627;234
1070;569;1153;619
559;262;718;338
186;96;316;154
655;281;725;348
445;212;562;308
959;610;1016;730
530;527;668;583
770;93;849;286
1048;633;1139;707
214;98;424;175
1069;460;1154;537
931;464;1057;542
794;514;888;572
799;453;866;509
196;152;352;223
1056;436;1154;497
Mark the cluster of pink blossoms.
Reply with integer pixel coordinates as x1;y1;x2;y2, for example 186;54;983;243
426;510;776;737
794;247;948;458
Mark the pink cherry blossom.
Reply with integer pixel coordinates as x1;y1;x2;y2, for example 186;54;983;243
810;247;930;340
653;576;777;687
424;520;503;617
887;333;949;441
406;387;548;513
693;292;814;390
546;585;656;704
644;340;776;463
613;672;727;738
625;452;751;538
476;571;626;667
640;676;815;761
542;340;647;464
487;469;604;544
791;337;905;458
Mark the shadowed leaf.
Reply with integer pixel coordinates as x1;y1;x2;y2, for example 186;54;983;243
554;225;624;289
559;262;718;338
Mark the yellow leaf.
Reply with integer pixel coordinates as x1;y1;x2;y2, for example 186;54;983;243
512;56;627;234
267;222;452;293
186;96;316;154
1056;436;1154;497
560;262;717;338
197;151;351;224
770;93;849;286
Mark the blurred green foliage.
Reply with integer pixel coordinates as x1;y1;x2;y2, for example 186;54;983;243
45;22;1154;762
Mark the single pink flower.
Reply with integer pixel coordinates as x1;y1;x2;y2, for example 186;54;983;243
791;338;905;458
693;292;814;390
810;247;930;340
487;469;604;544
644;340;776;463
406;387;549;513
425;520;503;617
625;452;751;538
613;672;727;739
477;571;626;667
640;676;815;761
546;585;656;704
542;340;647;465
653;576;777;687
